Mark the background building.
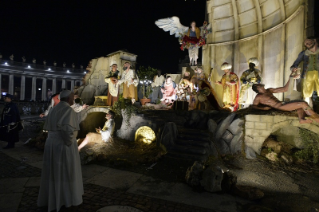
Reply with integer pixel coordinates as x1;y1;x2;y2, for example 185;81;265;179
0;59;84;101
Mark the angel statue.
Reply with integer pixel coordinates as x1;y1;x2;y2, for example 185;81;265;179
155;17;211;66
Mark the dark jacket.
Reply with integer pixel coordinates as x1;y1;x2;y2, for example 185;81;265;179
290;50;319;78
1;102;20;126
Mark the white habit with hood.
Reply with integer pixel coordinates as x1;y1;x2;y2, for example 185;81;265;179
37;101;87;212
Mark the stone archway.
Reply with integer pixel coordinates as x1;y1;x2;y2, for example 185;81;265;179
86;106;110;114
78;106;110;138
244;114;319;154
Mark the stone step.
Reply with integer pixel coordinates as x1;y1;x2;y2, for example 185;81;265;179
166;151;207;161
170;144;207;155
175;138;210;148
177;127;210;134
177;134;210;142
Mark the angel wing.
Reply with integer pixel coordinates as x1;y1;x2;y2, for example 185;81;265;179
155;16;189;38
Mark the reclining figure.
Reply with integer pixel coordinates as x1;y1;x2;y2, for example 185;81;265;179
252;72;319;124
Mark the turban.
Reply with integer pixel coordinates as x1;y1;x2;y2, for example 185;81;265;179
221;62;232;70
248;57;259;67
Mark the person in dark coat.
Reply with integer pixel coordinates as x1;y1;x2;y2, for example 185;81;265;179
0;94;21;149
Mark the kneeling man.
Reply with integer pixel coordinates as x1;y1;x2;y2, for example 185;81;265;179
252;75;319;124
78;110;115;151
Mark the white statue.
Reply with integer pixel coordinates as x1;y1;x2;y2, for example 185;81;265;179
53;61;57;66
32;58;36;64
43;60;46;65
10;54;14;61
63;62;66;67
72;63;75;68
155;17;211;66
22;56;26;62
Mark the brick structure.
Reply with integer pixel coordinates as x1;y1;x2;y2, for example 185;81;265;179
244;114;319;154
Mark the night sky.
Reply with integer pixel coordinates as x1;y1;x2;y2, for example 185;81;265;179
0;0;206;73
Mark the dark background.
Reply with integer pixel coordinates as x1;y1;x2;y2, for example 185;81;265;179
0;0;318;73
0;0;206;73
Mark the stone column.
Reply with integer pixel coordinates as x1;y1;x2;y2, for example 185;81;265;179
8;75;14;95
31;77;36;101
52;78;56;94
42;78;47;101
20;76;25;101
62;79;66;89
70;80;74;92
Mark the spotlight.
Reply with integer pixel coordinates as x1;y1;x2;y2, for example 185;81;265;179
48;68;51;71
28;65;31;68
135;126;156;144
84;71;86;74
67;70;70;73
38;88;41;91
4;62;8;65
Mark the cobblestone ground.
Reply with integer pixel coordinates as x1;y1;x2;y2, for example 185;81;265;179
0;151;41;178
0;138;213;212
18;184;213;212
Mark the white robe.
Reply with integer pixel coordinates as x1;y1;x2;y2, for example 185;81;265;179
105;78;119;97
37;101;86;212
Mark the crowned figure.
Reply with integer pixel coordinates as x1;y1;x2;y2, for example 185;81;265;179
215;62;239;111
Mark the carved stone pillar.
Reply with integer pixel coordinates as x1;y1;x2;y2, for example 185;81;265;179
31;77;36;101
8;75;14;95
42;78;47;101
20;76;25;101
52;78;56;94
62;79;66;89
70;80;74;92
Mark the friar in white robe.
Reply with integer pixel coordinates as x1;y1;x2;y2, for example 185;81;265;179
37;90;87;212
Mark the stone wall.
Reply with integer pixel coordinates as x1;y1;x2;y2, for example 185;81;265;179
203;1;309;105
244;114;319;155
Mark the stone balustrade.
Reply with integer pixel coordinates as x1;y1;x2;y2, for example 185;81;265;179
0;101;49;116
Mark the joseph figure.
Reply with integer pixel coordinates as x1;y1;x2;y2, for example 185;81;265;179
105;63;120;106
117;62;139;104
37;90;88;212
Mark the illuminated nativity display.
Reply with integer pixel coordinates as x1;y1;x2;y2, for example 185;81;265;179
8;1;319;211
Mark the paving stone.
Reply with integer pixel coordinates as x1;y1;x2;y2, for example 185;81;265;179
25;177;41;187
0;193;23;212
0;152;41;178
0;178;28;193
85;167;143;191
